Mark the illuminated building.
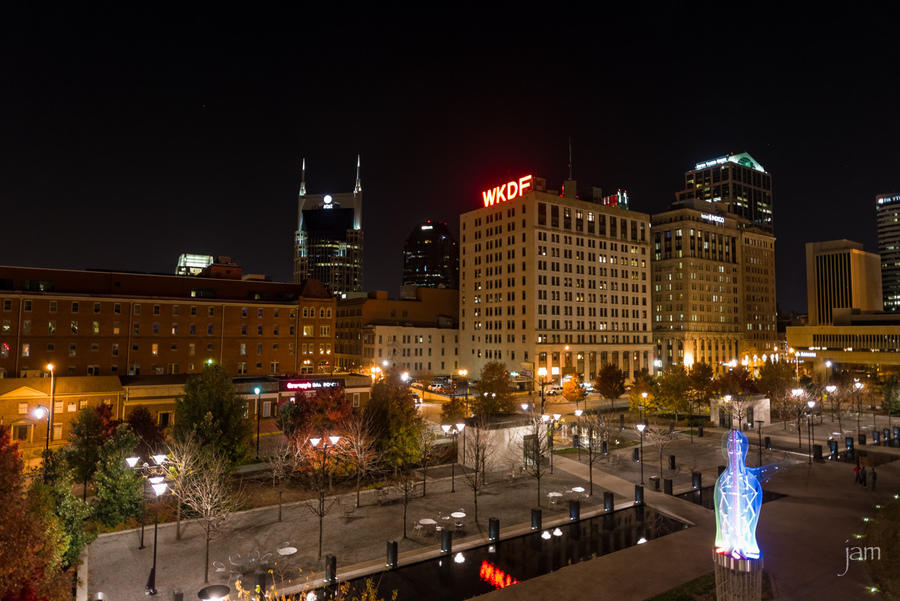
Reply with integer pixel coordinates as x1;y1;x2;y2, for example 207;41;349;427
0;265;335;379
459;174;654;384
175;253;214;276
402;220;459;289
805;240;881;325
652;202;776;372
876;193;900;312
335;288;458;375
293;157;364;297
676;153;773;234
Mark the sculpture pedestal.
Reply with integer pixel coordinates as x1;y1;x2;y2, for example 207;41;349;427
713;551;762;601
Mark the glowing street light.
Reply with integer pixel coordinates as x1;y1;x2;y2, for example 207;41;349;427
636;423;646;484
254;386;263;460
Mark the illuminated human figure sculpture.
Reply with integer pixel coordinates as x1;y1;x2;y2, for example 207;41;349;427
714;429;764;560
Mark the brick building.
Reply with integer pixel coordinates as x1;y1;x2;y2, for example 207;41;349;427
0;266;336;379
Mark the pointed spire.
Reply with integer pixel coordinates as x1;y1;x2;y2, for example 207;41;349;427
353;154;362;196
299;157;307;197
568;136;574;181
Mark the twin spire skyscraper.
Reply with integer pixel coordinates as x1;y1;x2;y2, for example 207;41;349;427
292;156;364;297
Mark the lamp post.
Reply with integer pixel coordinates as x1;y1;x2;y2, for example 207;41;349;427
458;369;469;416
45;363;55;453
791;388;804;448
806;399;816;464
309;434;340;559
126;454;168;551
825;360;833;383
145;476;168;595
537;367;549;415
574;408;584;461
441;423;465;492
640;391;648;425
636;423;646;485
756;419;764;466
254;386;262;460
854;381;864;438
826;384;837;423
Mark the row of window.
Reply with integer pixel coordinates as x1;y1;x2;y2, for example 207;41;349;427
0;299;332;319
1;320;330;338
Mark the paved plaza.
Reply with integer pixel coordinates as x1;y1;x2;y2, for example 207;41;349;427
87;415;900;601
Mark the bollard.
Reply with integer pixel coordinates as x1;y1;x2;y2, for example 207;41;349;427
663;478;673;495
634;484;644;505
717;465;725;477
828;439;838;456
441;530;453;554
488;517;500;541
632;448;640;462
846;436;854;452
764;436;772;450
603;491;614;512
601;440;608;455
884;428;891;442
386;541;398;568
873;431;881;445
813;444;823;460
619;414;625;430
692;471;702;489
894;426;900;439
569;500;580;521
649;476;660;491
325;554;337;583
668;454;676;470
698;424;704;437
859;433;867;446
531;508;542;530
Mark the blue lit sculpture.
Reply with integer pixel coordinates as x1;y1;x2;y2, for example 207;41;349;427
714;430;765;560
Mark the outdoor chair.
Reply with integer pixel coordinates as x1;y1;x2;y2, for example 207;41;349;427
413;523;424;537
212;561;226;578
260;553;273;569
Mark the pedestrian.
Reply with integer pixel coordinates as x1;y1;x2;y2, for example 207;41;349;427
860;466;868;488
854;463;861;484
870;467;877;491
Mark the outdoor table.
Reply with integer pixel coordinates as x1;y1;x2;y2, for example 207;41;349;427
571;487;585;493
450;511;466;519
547;492;563;504
277;546;298;556
419;518;437;525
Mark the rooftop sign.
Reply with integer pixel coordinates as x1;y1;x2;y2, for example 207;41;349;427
701;213;725;224
694;152;766;174
482;175;533;207
281;379;343;392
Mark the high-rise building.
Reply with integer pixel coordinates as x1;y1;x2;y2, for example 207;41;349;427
293;157;364;297
651;202;777;371
805;240;882;326
402;220;459;289
459;174;654;385
876;193;900;312
675;153;774;233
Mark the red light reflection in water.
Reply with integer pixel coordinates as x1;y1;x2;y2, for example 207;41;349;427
479;560;519;589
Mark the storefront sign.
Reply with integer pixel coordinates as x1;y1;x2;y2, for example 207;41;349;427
701;213;725;224
281;379;343;392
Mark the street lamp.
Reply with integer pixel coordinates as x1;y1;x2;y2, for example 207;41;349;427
145;475;168;595
254;386;262;460
806;399;816;464
537;367;549;414
44;363;56;454
791;388;804;448
640;391;648;425
401;372;410;383
309;434;341;559
636;423;646;485
125;454;168;551
547;414;561;474
574;408;584;460
441;423;465;492
458;369;469;415
854;381;864;439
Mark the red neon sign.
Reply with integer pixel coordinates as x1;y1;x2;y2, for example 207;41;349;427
482;175;533;207
479;560;519;589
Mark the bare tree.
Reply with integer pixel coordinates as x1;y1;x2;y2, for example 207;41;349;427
396;460;419;539
165;434;203;540
581;413;609;496
180;451;241;583
643;423;679;482
339;413;379;508
461;416;495;524
291;436;341;559
520;416;551;507
265;439;293;521
418;426;438;497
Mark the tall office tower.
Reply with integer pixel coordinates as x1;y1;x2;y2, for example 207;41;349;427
652;202;777;371
876;193;900;312
805;240;882;325
459;173;654;385
293;157;364;297
401;220;459;289
675;153;774;233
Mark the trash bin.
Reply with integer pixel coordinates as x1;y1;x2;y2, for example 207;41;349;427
632;448;640;462
764;436;772;450
859;433;867;446
172;589;183;601
649;476;660;491
698;425;704;437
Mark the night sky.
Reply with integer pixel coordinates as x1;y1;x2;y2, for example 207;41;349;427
2;6;899;313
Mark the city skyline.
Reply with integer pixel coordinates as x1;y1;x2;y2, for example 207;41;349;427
2;7;899;314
